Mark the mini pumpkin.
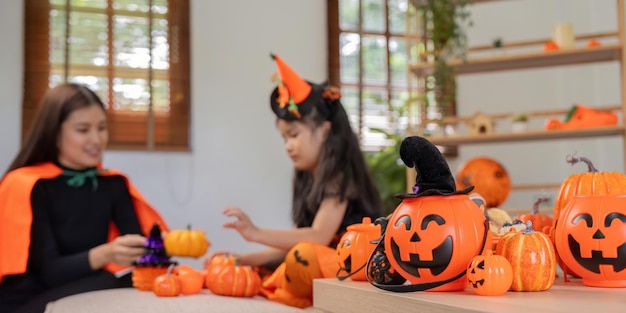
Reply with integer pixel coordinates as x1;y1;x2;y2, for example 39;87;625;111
554;194;626;287
516;195;552;233
552;155;626;279
173;264;204;295
336;217;381;281
210;262;261;297
153;265;181;297
456;157;511;208
204;253;238;290
466;250;513;296
164;224;211;258
496;221;556;291
383;195;487;291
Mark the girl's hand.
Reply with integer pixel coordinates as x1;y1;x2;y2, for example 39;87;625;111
108;234;146;266
222;206;259;242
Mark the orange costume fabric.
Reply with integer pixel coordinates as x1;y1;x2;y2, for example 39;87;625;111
0;162;169;283
260;242;339;308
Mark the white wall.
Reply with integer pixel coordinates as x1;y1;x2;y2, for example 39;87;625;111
451;0;623;209
0;0;326;268
0;0;621;266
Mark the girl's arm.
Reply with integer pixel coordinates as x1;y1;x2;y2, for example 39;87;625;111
224;197;348;251
239;248;287;267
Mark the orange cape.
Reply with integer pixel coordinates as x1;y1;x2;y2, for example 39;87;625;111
0;162;169;283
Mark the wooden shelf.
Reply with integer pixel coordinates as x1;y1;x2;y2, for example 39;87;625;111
424;125;626;146
410;44;622;76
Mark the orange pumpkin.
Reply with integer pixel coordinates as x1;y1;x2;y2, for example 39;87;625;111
204;253;238;290
551;155;626;279
516;195;552;233
496;221;556;291
543;40;560;51
336;217;381;281
554;194;626;287
173;264;204;295
164;224;211;258
382;195;487;291
456;157;511;208
586;38;601;48
466;250;513;296
210;263;261;297
153;265;181;297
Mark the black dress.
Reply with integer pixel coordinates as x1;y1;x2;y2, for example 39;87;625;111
0;165;143;313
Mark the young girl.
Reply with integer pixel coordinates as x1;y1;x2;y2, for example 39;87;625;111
207;54;384;307
0;83;169;313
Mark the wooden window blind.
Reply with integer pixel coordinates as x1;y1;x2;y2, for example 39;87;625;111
23;0;190;151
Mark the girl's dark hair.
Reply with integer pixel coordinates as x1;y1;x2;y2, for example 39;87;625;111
4;83;105;176
291;100;384;227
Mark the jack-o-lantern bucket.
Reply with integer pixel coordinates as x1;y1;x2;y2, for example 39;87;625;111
554;194;626;287
336;217;381;281
382;194;487;291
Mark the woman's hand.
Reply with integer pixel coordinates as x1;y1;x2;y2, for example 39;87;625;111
89;234;146;269
222;206;259;242
108;234;146;266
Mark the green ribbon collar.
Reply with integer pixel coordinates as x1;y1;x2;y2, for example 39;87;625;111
61;168;102;190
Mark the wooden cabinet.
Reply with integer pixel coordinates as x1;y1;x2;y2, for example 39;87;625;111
405;0;626;204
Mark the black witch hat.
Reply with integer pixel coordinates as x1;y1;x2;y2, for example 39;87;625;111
395;136;474;199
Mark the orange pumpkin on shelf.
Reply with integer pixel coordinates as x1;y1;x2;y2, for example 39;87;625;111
466;250;513;296
153;265;181;297
496;221;556;291
586;38;601;48
210;262;261;297
515;195;553;233
551;155;626;279
543;40;560;51
456;157;511;208
554;194;626;288
164;224;211;258
173;264;204;295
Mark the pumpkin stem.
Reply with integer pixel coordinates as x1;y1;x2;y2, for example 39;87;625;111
166;263;176;276
566;154;599;173
532;195;550;214
186;224;192;230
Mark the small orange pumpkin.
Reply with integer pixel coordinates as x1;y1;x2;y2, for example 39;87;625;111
516;195;552;233
466;250;513;296
496;221;556;291
173;264;204;295
210;262;261;297
153;265;181;297
204;253;238;290
164;224;211;258
543;40;560;51
456;157;511;208
552;155;626;279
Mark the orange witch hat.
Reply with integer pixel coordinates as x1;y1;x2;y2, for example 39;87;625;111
269;53;340;121
271;53;311;106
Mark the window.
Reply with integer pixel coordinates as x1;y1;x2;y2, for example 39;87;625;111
328;0;411;152
23;0;190;150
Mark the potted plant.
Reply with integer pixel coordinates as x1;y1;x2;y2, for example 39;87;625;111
411;0;472;121
510;112;529;132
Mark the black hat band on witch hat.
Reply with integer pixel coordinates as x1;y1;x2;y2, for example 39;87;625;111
395;136;474;199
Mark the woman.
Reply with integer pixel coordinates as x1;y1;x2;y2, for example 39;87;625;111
0;83;168;313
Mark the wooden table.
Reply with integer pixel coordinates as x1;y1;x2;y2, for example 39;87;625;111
313;278;626;313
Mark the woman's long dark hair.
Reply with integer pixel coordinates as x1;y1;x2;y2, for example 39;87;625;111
291;101;384;227
4;83;105;176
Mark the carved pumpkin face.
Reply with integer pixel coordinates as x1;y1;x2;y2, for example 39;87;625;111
384;195;487;291
555;195;626;287
466;250;512;296
336;217;381;281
